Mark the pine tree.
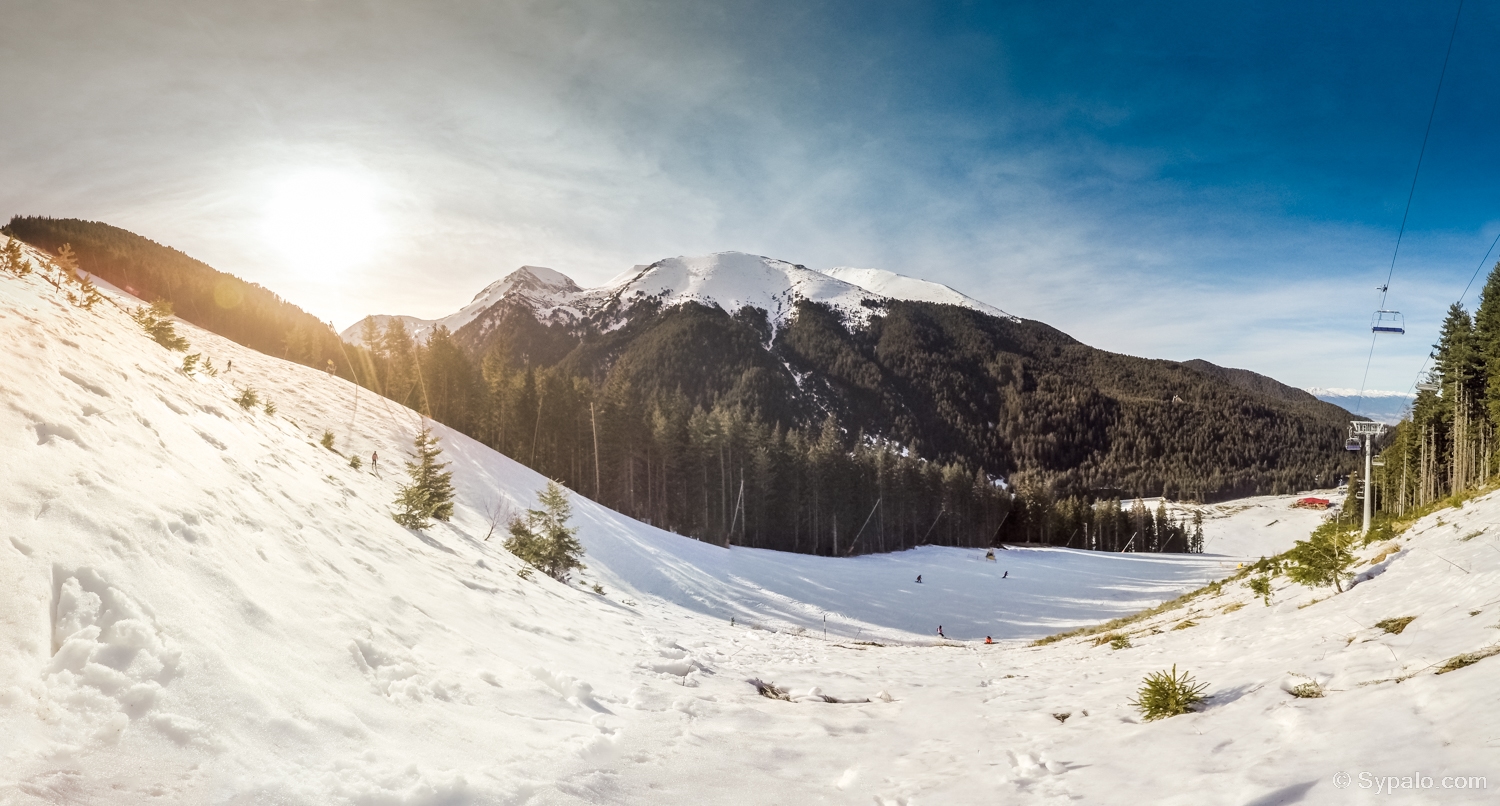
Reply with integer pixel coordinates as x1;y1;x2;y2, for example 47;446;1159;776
131;300;190;351
392;427;456;529
2;237;33;276
1472;261;1500;428
1284;521;1358;593
504;480;585;581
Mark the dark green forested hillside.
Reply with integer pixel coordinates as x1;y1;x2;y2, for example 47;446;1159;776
4;217;349;375
438;290;1357;548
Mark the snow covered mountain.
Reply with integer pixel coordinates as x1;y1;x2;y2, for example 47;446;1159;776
822;265;1016;320
585;252;889;330
345;265;580;344
4;242;1496;803
1308;387;1414;426
346;252;1005;341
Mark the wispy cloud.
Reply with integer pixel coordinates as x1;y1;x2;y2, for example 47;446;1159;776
3;1;1496;394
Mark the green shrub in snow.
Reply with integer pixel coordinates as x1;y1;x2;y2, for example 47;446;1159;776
1284;521;1358;593
131;300;189;351
1130;665;1207;721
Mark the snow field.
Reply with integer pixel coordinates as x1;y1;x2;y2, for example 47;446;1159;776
2;248;1496;804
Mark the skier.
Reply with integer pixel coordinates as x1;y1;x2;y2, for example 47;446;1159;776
916;574;922;584
985;549;995;561
371;450;379;474
325;360;335;375
984;636;994;644
1002;571;1008;579
936;625;945;639
226;359;232;372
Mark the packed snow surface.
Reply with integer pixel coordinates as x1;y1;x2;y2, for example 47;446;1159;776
3;251;1496;803
822;266;1017;321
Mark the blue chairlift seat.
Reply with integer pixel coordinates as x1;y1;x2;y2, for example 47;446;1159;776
1372;310;1405;334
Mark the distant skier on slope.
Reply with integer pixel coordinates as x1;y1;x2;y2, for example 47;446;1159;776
936;625;945;639
1002;571;1008;579
371;450;379;475
916;574;922;584
984;636;994;644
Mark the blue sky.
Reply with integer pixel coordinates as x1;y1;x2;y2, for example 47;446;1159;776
3;0;1496;396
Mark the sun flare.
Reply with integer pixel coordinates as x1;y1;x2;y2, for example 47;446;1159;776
263;169;384;274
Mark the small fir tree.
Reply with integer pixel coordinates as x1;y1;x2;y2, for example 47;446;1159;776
1285;521;1358;592
234;387;260;410
1130;665;1208;721
1;237;33;276
504;481;585;581
1246;575;1274;606
131;300;190;351
392;427;456;529
320;430;336;450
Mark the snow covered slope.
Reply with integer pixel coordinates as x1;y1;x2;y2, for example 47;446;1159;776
3;249;1496;804
343;265;579;344
1124;491;1347;558
822;265;1016;320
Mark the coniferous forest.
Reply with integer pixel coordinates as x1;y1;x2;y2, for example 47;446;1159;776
1375;262;1500;516
7;217;1360;555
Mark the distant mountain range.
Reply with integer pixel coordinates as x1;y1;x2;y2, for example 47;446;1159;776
349;251;1358;502
1306;387;1413;426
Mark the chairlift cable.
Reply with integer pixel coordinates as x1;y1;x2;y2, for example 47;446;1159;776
1356;0;1465;416
1375;0;1465;311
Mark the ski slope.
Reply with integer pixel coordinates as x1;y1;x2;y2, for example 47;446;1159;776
2;250;1496;804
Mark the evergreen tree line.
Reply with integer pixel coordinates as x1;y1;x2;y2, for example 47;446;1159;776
1378;261;1500;514
998;492;1204;553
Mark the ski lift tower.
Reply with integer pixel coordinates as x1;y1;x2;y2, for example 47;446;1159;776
1350;421;1387;536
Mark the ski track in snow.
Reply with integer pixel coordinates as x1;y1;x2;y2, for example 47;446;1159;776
2;247;1497;804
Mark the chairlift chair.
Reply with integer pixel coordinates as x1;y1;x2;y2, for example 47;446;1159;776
1416;381;1438;392
1372;310;1405;334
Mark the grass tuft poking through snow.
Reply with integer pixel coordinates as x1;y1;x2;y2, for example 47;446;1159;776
1375;616;1416;635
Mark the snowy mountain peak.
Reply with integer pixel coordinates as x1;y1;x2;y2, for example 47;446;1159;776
822;266;1016;321
589;251;887;329
350;251;1020;342
343;264;580;344
472;265;580;304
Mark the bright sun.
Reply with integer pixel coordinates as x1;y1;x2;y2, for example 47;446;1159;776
263;169;384;274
